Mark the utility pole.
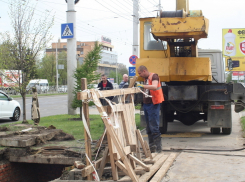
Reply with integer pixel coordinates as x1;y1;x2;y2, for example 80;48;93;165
67;0;77;115
158;0;162;11
132;0;139;59
56;41;58;92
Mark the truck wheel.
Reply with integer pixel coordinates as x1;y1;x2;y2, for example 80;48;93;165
160;105;168;134
210;127;220;134
222;128;232;135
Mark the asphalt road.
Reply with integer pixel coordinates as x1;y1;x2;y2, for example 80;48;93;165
0;95;68;124
158;107;245;182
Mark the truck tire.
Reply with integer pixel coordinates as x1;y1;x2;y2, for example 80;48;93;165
222;127;232;135
160;105;168;134
210;127;220;134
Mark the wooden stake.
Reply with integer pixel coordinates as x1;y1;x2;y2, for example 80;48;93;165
107;132;119;181
144;140;153;159
81;78;92;180
123;76;138;102
98;147;109;179
128;154;150;172
136;129;149;158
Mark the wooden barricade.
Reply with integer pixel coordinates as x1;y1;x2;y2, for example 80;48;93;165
78;77;177;182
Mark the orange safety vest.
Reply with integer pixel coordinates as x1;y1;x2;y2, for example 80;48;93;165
146;73;164;104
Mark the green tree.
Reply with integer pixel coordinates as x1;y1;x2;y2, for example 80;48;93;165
37;54;56;84
58;51;67;85
0;0;54;122
226;72;232;83
109;70;122;84
118;63;128;76
72;42;102;118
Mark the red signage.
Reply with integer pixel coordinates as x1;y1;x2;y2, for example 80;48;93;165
129;55;138;65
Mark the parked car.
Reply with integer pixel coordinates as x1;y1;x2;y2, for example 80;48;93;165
0;90;21;121
88;84;98;89
58;85;67;92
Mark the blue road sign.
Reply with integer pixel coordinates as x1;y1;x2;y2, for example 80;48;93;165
129;67;136;77
61;23;74;39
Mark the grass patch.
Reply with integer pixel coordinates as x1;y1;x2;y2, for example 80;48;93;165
37;114;143;140
0;114;143;142
11;92;67;98
241;117;245;137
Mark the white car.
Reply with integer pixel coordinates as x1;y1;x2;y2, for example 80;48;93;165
0;91;21;121
58;85;67;92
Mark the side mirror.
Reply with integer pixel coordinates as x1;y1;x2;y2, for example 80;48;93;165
8;97;13;101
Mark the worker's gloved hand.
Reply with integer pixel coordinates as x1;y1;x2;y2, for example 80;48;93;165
136;83;144;88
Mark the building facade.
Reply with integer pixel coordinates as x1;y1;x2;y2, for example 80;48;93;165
46;40;118;77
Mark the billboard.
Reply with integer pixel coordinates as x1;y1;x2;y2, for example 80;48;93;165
222;28;245;57
232;71;245;80
225;57;245;71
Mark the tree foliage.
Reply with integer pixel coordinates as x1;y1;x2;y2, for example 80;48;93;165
0;0;54;122
72;42;102;118
37;51;67;86
109;63;128;84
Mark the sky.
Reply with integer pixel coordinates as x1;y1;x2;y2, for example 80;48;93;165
0;0;245;68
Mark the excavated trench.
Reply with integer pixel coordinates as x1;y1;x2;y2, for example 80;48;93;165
0;124;87;182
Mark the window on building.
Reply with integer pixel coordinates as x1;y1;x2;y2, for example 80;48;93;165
63;45;67;48
77;45;81;48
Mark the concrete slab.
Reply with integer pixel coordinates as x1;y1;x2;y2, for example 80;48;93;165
0;129;62;147
10;155;81;165
165;151;245;182
161;105;245;182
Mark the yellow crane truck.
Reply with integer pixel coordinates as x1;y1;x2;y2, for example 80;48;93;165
136;0;245;135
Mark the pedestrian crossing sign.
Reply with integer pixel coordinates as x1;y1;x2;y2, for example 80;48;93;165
61;23;74;39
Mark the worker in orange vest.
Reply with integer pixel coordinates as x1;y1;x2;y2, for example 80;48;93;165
136;65;164;153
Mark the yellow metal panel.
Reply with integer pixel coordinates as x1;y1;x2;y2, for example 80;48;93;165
136;58;170;82
169;57;212;81
176;0;189;14
136;57;212;82
139;18;171;59
151;17;209;40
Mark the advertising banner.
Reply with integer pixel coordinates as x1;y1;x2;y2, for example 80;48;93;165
225;57;245;71
222;28;245;57
232;71;245;80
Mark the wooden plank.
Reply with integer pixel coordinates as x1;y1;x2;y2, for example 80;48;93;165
118;175;140;182
115;160;129;176
138;154;168;182
113;146;131;161
136;129;141;161
107;104;124;113
136;129;149;158
77;87;141;100
81;158;103;177
130;153;136;170
98;147;109;179
150;153;178;182
123;76;138;102
144;140;153;159
128;154;150;172
81;78;92;181
90;89;138;182
107;132;119;181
